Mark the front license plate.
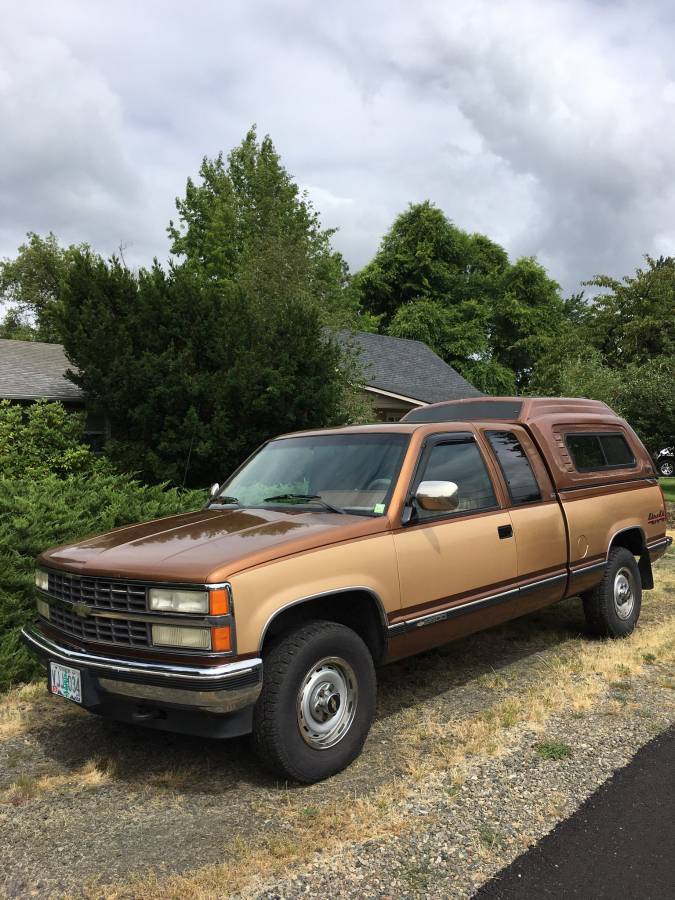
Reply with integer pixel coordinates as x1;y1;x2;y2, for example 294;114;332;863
50;662;82;704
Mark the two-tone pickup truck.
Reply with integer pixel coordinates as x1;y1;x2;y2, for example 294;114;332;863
23;397;671;782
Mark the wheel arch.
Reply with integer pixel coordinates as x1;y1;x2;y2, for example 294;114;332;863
608;526;653;589
259;587;389;665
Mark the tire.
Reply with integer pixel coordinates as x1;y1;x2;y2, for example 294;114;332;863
582;547;642;638
252;620;376;783
658;458;674;477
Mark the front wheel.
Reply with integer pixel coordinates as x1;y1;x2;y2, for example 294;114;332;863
582;547;642;638
658;458;674;477
252;621;376;783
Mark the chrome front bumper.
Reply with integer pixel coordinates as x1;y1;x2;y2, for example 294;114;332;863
21;625;263;715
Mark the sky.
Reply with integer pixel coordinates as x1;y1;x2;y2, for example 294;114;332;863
1;0;675;296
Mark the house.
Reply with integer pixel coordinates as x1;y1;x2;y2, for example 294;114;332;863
335;330;482;421
0;333;481;426
0;338;106;441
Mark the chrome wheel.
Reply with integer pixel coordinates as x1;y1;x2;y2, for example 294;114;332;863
660;461;674;476
296;657;358;749
614;567;635;620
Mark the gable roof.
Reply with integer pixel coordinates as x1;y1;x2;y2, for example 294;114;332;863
0;339;84;403
335;330;482;404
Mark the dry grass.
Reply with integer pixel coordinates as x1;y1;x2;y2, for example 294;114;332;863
99;782;411;900
2;759;111;805
0;679;83;741
0;681;47;739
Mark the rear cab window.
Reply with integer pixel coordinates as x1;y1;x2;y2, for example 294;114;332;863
485;430;542;505
565;432;636;472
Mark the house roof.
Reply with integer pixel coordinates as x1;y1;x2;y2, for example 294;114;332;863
335;330;482;404
0;339;84;403
0;331;482;408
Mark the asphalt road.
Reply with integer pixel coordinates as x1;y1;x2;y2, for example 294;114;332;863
474;725;675;900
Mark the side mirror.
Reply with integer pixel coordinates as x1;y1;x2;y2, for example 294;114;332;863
209;482;221;500
415;480;459;512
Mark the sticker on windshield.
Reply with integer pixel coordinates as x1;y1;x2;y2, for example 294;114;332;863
373;503;385;515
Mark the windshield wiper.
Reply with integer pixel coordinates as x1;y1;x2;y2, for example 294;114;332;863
263;493;346;514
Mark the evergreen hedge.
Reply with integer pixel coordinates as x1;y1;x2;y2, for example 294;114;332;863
0;401;204;690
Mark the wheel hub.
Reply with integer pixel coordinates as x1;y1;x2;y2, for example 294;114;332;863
614;568;635;620
297;657;358;749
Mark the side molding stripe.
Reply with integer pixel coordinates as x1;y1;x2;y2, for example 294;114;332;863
389;573;568;636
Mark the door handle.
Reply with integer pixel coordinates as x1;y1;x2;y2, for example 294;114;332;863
498;524;513;539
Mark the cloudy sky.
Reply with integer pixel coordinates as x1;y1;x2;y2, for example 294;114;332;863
2;0;674;295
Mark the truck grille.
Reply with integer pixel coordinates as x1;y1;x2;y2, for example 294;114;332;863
47;572;147;613
49;604;151;648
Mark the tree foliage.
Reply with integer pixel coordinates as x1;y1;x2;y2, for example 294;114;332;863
354;201;565;390
60;253;348;485
0;232;89;342
0;400;204;689
58;129;357;485
168;127;356;328
530;256;675;450
0;400;106;479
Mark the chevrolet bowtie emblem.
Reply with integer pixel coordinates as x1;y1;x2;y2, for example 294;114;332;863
72;603;91;618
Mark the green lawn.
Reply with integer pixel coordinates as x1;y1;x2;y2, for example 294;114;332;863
660;477;675;502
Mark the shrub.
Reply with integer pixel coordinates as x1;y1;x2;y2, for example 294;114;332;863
0;399;108;479
0;472;204;690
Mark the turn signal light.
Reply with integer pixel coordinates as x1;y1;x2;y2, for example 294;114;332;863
211;626;232;652
209;588;230;615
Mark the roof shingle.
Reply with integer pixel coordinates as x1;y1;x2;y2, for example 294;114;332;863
335;330;482;404
0;339;84;402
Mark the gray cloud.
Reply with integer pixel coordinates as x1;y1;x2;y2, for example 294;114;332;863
1;0;673;295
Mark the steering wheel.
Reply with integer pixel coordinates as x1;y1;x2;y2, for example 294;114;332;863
365;478;391;492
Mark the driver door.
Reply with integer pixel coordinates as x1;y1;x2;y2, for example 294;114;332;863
390;432;519;655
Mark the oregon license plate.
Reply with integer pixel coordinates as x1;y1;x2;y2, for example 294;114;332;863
50;662;82;704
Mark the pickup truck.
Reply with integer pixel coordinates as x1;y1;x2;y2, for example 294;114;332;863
22;397;671;783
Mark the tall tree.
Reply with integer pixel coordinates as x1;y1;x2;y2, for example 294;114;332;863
583;255;675;368
60;130;355;485
354;201;564;391
168;126;356;328
0;233;88;342
530;256;675;451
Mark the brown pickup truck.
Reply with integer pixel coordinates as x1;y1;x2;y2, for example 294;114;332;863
23;397;671;782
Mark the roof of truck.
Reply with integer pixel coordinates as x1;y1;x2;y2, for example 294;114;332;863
400;396;614;424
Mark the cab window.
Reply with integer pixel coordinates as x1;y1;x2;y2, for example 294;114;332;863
486;431;542;505
416;439;497;519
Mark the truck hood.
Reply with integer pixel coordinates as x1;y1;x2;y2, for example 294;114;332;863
38;507;387;583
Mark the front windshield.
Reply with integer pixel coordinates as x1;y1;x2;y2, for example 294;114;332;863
218;433;409;517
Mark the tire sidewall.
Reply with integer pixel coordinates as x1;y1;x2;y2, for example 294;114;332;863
258;624;376;783
602;549;642;637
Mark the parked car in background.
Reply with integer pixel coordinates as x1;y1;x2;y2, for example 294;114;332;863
22;398;671;783
654;446;674;477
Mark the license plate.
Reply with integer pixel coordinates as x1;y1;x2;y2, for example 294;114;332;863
50;662;82;704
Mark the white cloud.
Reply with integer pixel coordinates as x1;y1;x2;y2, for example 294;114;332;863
1;0;674;294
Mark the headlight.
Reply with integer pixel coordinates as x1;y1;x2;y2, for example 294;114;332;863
151;624;211;650
36;598;50;620
148;588;208;614
35;569;49;591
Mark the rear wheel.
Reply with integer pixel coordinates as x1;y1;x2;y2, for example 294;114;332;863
582;547;642;638
252;620;376;783
658;458;674;477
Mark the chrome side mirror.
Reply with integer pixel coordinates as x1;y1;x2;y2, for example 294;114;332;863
415;480;459;511
209;482;221;500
